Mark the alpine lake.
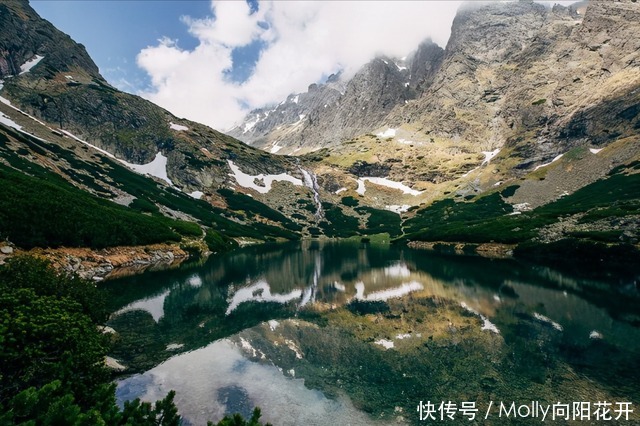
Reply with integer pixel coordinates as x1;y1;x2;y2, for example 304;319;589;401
101;240;640;425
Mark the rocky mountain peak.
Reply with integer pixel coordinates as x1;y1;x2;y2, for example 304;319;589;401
447;1;548;65
406;39;444;92
0;0;101;80
229;51;434;154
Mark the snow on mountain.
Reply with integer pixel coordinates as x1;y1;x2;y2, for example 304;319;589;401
227;160;304;194
120;152;174;186
19;55;44;75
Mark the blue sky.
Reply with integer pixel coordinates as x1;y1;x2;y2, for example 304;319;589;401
31;1;578;131
32;0;268;93
31;1;213;92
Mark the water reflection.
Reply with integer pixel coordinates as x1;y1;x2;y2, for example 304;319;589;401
226;280;303;315
117;339;383;426
113;289;170;322
104;241;640;424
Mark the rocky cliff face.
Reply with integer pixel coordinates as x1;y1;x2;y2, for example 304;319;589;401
228;41;445;154
230;0;639;208
388;0;639;172
0;0;338;241
0;0;99;79
231;77;344;153
0;0;301;186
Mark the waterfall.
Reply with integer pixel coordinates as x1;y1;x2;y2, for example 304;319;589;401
298;166;324;219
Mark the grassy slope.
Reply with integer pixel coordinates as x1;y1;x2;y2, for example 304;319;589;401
0;162;183;249
0;125;300;249
402;162;640;268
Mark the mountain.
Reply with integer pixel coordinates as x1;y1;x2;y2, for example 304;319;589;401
0;0;290;269
228;41;445;154
0;0;409;268
0;0;638;274
230;0;640;266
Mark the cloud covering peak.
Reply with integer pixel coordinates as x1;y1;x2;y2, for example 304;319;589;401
135;1;463;130
135;0;576;131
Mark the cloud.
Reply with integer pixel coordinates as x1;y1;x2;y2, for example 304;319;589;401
136;0;577;131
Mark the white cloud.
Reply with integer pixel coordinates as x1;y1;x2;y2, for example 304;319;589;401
136;0;579;131
184;1;265;46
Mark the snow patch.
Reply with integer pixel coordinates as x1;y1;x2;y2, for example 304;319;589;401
270;143;283;154
1;94;50;130
395;62;407;71
335;187;347;195
188;191;204;199
292;95;299;104
385;204;411;214
462;149;501;178
397;138;413;145
533;313;563;331
376;128;396;138
356;177;422;196
481;149;500;166
19;55;44;75
0;108;52;144
589;148;603;154
243;115;260;133
169;122;188;131
120;152;173;186
510;203;531;215
227;160;303;194
395;333;411;340
374;339;394;349
460;302;500;334
267;320;280;331
534;154;564;171
0;112;23;131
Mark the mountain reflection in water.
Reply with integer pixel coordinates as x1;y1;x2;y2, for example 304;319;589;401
102;241;640;425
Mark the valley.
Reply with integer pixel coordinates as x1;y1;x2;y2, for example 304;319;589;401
0;0;639;424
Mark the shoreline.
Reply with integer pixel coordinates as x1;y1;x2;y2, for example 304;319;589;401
17;243;193;282
407;240;516;259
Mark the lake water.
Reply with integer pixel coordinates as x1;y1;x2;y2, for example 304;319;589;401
102;241;640;425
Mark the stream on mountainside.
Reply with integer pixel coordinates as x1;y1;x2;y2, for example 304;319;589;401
100;241;640;425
